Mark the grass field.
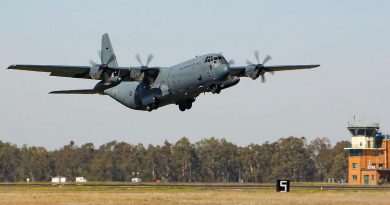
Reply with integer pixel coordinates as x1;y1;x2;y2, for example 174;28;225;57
0;184;390;205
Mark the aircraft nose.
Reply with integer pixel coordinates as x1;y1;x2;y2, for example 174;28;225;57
215;64;230;80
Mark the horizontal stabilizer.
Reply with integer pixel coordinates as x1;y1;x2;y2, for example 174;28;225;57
49;89;101;94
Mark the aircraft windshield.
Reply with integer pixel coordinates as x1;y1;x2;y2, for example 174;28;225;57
204;55;227;64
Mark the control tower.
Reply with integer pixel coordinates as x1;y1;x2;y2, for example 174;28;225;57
348;121;380;149
346;120;390;185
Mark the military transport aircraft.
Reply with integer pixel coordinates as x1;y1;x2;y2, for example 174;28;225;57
8;33;319;112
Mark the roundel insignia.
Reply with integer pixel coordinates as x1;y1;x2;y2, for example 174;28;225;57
129;91;133;96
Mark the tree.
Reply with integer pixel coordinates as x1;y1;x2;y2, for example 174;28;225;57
271;137;315;182
90;141;116;181
195;138;239;182
0;141;22;182
328;141;351;181
20;146;52;181
172;137;198;182
0;137;352;183
308;137;332;181
239;142;275;182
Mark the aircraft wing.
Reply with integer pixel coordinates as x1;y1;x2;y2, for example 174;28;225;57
7;64;135;79
8;64;93;79
229;64;320;77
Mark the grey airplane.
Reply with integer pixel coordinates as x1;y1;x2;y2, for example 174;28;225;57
8;33;319;112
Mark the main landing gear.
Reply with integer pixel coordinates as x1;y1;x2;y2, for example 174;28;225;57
146;99;159;112
211;85;221;94
178;99;194;111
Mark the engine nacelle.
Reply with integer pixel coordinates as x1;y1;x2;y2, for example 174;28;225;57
221;76;240;89
89;64;109;80
245;65;263;80
89;65;103;80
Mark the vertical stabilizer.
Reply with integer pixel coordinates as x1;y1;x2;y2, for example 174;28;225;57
101;33;118;67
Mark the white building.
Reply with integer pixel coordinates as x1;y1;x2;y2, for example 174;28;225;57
75;177;87;183
51;176;66;183
131;177;142;183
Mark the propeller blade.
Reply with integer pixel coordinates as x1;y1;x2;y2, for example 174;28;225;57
98;50;102;63
135;54;143;66
89;60;98;66
246;60;253;65
254;50;260;64
228;59;235;65
261;75;266;83
262;55;272;65
145;54;154;66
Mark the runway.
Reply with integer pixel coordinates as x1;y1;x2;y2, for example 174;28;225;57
0;183;389;190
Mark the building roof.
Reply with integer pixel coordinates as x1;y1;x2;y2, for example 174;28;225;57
347;121;380;128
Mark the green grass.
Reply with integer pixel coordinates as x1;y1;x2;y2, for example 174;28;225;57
1;184;390;205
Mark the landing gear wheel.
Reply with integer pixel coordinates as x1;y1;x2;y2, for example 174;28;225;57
179;104;186;111
211;85;221;94
178;99;193;111
152;99;160;110
185;102;192;109
147;99;159;112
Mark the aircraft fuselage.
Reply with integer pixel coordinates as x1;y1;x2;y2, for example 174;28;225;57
104;53;233;111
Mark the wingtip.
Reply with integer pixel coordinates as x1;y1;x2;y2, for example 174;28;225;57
311;64;320;68
7;64;16;69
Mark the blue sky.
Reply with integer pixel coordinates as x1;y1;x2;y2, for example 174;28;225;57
1;0;389;149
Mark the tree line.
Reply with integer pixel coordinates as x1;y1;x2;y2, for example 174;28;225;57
0;136;350;183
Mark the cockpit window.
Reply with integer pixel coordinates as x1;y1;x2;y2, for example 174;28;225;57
204;55;227;64
205;56;213;63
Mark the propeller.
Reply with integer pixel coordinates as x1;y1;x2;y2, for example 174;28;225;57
246;50;272;83
89;50;116;80
89;60;98;66
134;53;158;84
135;53;154;67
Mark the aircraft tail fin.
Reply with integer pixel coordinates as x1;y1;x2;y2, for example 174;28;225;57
101;33;118;67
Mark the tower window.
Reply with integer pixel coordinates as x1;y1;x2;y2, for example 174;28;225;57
349;150;363;156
